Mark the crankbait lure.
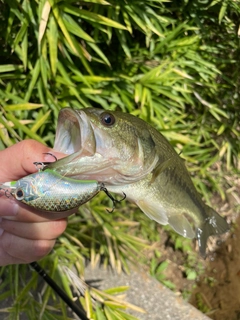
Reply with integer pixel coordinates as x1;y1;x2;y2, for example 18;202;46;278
0;168;125;213
10;169;101;212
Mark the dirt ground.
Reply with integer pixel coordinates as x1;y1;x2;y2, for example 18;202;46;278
189;174;240;320
154;173;240;320
190;215;240;320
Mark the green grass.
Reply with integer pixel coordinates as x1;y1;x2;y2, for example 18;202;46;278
0;0;239;318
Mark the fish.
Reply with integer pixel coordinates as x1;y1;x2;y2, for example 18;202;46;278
45;107;229;256
8;169;102;212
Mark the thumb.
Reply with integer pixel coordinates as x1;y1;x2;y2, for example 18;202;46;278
0;140;67;182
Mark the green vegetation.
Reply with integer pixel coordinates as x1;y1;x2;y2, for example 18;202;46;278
0;0;239;318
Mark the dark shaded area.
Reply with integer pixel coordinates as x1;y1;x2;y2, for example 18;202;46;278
190;215;240;320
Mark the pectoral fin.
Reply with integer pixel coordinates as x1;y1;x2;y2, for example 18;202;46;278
150;157;174;184
137;200;168;225
168;215;195;239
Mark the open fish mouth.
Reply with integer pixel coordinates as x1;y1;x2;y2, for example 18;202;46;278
53;108;96;156
51;108;119;182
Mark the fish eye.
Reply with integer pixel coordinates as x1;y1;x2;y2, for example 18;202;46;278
100;112;115;126
15;188;24;201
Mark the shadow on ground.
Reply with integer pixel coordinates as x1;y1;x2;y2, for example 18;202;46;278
190;214;240;320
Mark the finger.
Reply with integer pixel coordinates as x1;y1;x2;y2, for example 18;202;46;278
0;249;27;266
0;218;67;240
0;198;19;216
0;140;67;182
0;231;56;264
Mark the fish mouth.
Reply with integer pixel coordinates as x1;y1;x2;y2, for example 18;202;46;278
52;108;119;182
53;108;96;156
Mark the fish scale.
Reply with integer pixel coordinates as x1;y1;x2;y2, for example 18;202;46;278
12;170;101;212
45;107;229;256
29;195;90;211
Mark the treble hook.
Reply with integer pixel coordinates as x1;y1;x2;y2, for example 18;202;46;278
5;189;14;198
0;188;14;199
33;162;46;171
33;153;58;171
100;184;126;213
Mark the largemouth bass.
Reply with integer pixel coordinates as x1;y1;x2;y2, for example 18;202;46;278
45;108;229;256
9;169;101;212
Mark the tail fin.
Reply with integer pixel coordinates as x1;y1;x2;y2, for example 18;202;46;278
196;205;229;258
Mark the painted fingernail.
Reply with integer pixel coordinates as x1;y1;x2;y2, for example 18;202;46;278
0;228;4;236
44;151;57;162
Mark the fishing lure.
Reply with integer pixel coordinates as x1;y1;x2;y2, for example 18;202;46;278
7;169;101;212
0;168;125;212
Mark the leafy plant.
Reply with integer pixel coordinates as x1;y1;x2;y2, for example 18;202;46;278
150;259;176;290
195;292;211;314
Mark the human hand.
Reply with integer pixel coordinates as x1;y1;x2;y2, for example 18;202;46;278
0;140;70;266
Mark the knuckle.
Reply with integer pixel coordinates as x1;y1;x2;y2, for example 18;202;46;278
1;232;14;253
21;139;49;162
20;139;40;157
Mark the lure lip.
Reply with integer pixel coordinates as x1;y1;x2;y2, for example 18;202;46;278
0;181;16;190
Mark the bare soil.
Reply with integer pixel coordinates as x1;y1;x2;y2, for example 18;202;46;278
153;173;240;320
190;216;240;320
189;174;240;320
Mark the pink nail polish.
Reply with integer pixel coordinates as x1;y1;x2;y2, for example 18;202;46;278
44;152;57;162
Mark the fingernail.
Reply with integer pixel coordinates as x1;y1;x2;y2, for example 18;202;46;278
0;199;19;216
10;202;19;215
44;151;57;162
0;228;4;236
